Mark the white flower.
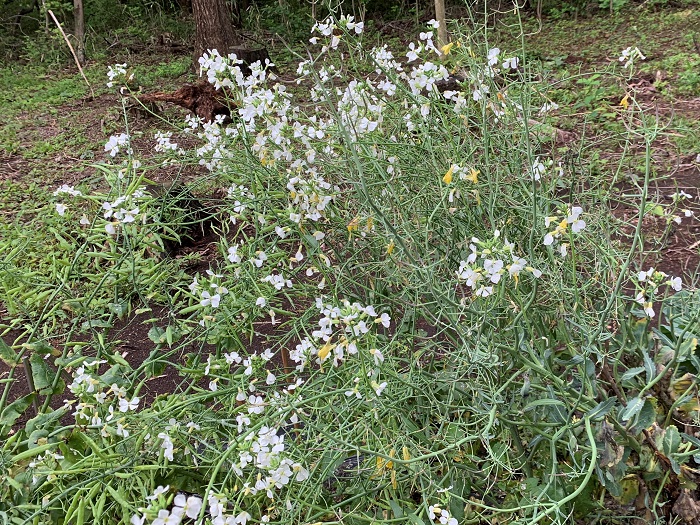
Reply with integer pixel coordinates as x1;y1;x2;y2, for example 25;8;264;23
567;206;586;232
638;268;653;282
158;434;174;461
374;312;391;328
669;276;682;291
152;509;182;525
476;285;493;297
252;251;268;267
256;297;267;307
502;56;519;69
531;159;546;181
372;381;387;396
227;245;241;263
618;46;646;69
104;134;129;157
406;42;421;62
487;47;501;66
543;233;554;246
635;292;655;318
173;494;203;519
53;184;82;197
55;203;67;216
248;395;265;414
118;396;139;412
200;291;221;308
146;485;170;501
370;348;384;365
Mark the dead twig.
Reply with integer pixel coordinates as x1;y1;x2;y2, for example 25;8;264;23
47;9;94;99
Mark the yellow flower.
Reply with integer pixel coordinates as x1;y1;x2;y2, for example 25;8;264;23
443;165;455;185
318;341;334;361
556;218;569;235
347;216;360;232
620;94;630;109
386;239;395;255
466;168;479;184
441;42;455;55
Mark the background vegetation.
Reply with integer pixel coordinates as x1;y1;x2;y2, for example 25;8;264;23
1;1;700;525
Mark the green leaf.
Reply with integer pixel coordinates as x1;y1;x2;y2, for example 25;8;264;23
523;398;567;411
0;393;36;429
630;399;656;435
100;364;126;387
620;367;644;383
389;500;404;519
0;338;18;367
620;396;644;422
25;407;68;436
148;326;167;344
81;319;112;329
29;353;57;394
681;433;700;449
24;340;59;357
586;397;617;422
661;425;681;457
407;513;427;525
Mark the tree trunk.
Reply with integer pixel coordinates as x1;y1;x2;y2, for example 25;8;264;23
191;0;242;61
73;0;85;66
434;0;448;51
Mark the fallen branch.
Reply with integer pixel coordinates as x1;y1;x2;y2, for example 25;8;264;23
48;9;94;99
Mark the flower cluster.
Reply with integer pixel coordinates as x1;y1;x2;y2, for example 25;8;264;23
102;187;148;235
53;184;83;216
543;206;586;256
428;504;458;525
530;157;562;181
290;298;390;371
189;270;229;310
667;190;695;224
634;267;682;318
66;359;139;438
131;486;202;525
442;164;479;202
310;15;364;50
456;234;541;299
154;132;182;155
226;183;256;223
618;46;646;69
287;168;337;224
106;63;134;91
104;133;131;157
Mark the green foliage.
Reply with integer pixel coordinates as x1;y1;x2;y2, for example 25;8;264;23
1;6;700;525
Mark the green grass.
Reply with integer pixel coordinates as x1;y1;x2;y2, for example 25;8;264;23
1;6;700;525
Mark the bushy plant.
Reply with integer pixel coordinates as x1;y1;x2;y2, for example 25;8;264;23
1;10;699;525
